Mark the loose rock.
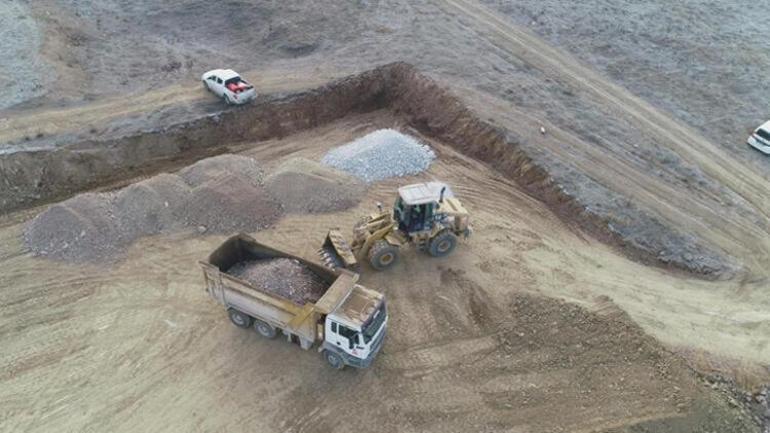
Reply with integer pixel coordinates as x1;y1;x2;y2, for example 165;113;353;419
226;258;327;305
321;129;435;183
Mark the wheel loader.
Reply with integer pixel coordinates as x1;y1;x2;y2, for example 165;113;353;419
319;181;472;271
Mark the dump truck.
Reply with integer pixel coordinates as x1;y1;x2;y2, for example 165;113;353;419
200;234;387;369
320;181;472;271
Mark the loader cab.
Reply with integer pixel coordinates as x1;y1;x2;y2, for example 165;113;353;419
394;182;454;234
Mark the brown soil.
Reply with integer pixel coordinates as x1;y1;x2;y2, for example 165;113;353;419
264;157;366;214
3;112;762;432
227;258;327;305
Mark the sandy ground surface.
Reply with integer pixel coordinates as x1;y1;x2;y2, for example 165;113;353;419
0;112;765;432
1;0;769;430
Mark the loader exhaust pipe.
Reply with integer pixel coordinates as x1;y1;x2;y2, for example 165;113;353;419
439;186;446;203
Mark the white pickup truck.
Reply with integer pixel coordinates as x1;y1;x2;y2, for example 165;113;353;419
201;69;257;105
747;120;770;155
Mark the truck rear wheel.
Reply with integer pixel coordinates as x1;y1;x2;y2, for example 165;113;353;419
368;240;399;271
428;231;457;257
228;308;252;328
323;350;345;370
253;320;277;339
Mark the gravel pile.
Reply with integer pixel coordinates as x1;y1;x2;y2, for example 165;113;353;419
264;157;366;213
177;173;281;233
25;154;278;262
25;193;124;262
179;154;264;187
114;174;191;238
321;129;435;183
226;258;327;305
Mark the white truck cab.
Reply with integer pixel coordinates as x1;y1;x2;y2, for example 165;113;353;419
201;69;257;105
322;285;388;369
747;120;770;154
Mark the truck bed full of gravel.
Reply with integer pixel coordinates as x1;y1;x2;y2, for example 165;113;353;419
321;129;435;183
226;258;327;305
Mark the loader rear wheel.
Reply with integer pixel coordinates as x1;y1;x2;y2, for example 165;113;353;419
253;320;277;339
428;231;457;257
368;240;399;271
228;308;252;328
324;350;345;370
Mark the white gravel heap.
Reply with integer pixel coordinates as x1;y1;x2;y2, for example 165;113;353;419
321;129;435;183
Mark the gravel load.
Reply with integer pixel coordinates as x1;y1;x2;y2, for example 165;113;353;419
264;157;366;213
179;154;264;187
226;258;327;305
321;129;435;183
176;173;281;233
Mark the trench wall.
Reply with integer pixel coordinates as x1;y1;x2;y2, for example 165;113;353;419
0;62;730;276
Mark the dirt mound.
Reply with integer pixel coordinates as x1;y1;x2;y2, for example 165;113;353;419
226;258;327;305
25;193;123;262
114;174;191;238
25;155;278;262
264;157;366;213
177;173;281;234
179;154;264;187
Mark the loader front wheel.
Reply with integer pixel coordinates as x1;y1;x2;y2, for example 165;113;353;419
228;308;252;328
368;240;399;271
428;231;457;257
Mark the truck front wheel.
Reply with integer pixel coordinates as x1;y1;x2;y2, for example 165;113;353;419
253;320;277;339
228;308;252;328
323;350;345;370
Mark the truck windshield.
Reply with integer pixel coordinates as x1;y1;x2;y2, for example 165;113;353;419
362;302;386;343
757;129;770;141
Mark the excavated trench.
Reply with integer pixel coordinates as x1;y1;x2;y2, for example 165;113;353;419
0;62;733;276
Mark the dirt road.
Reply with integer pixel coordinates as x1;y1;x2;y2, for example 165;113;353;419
0;112;762;432
0;62;342;149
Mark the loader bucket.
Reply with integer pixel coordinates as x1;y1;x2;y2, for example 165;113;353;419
318;230;359;271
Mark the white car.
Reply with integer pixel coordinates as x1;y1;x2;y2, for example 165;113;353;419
201;69;257;105
747;120;770;154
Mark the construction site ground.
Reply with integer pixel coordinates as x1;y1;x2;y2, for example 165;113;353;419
2;1;770;431
0;111;764;432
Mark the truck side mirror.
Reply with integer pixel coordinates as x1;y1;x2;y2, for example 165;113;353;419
348;338;354;349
